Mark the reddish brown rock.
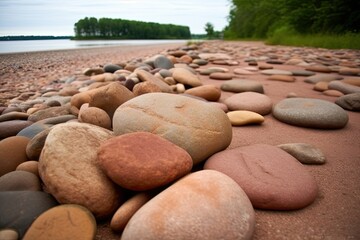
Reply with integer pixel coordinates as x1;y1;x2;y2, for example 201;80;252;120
78;107;111;130
0;170;41;191
184;85;221;101
0;120;33;139
28;106;70;122
209;72;233;80
323;89;344;97
132;81;162;96
172;68;202;87
135;69;173;93
305;65;332;73
268;75;296;82
98;132;193;191
224;92;273;115
313;81;329;92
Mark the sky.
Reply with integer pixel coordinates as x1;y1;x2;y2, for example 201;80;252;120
0;0;231;36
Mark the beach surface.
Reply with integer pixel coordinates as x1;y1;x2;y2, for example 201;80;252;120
1;41;359;239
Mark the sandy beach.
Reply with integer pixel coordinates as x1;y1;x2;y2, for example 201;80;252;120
0;41;359;239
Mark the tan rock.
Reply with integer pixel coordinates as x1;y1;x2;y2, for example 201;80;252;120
313;81;329;92
184;85;221;101
135;69;173;93
172;68;202;87
227;110;265;126
268;75;296;82
133;81;162;96
78;107;111;129
16;161;39;177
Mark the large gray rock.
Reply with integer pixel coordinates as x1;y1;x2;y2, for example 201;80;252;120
335;93;360;111
113;93;232;165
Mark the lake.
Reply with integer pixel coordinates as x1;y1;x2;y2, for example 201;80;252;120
0;39;188;54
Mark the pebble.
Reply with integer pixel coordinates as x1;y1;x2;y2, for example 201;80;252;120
209;72;233;80
277;143;326;164
16;122;51;139
23;204;97;240
304;74;342;84
78;106;111;129
121;170;255;240
220;79;264;93
227;110;265;126
204;144;318;210
98;132;193;191
291;70;316;76
83;67;104;76
103;63;122;73
273;98;349;129
313;81;329;91
261;69;293;76
338;67;360;76
233;68;256;75
28;106;70;122
133;81;162;96
0;112;28;122
192;59;208;65
328;80;360;94
0;120;33;139
26;127;52;160
0;229;18;240
224;92;273;115
335;93;360;111
38;122;123;218
268;75;296;82
172;67;202;87
113;93;232;165
16;161;39;177
184;85;221;101
0;136;29;176
136;69;173;93
0;191;58;238
154;55;174;69
323;89;344;97
0;170;41;191
342;78;360;87
305;65;332;73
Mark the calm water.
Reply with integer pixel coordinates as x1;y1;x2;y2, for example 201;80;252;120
0;39;187;54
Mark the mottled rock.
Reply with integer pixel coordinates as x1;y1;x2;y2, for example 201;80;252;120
113;93;232;165
0;120;33;139
220;79;264;93
172;68;202;87
227;110;264;126
277;143;326;164
121;170;255;240
184;85;221;101
204;144;318;210
0;136;29;176
335;93;360;111
224;92;272;115
0;171;41;191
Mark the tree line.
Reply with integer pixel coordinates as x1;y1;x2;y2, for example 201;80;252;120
73;17;191;39
224;0;360;39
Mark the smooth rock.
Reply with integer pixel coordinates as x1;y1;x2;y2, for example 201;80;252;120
227;110;264;126
0;170;41;191
98;132;193;191
154;55;174;69
0;229;18;240
113;93;232;165
83;67;104;76
328;80;360;94
277;143;326;164
28;106;70;122
261;69;293;75
192;59;208;66
208;102;228;112
16;161;39;177
335;93;360;111
233;68;256;75
338;67;360;76
172;68;202;87
0;136;29;176
37;114;76;125
23;204;96;240
121;170;255;240
291;70;316;76
220;79;264;93
224;92;272;115
16;122;51;139
0;120;33;139
209;72;233;80
0;191;58;238
0;112;28;122
133;81;162;96
26;127;51;160
204;144;318;210
273;98;349;129
136;69;173;93
313;81;329;91
323;89;344;97
268;75;296;82
38;122;122;218
184;85;221;101
305;65;331;73
342;78;360;87
304;74;342;84
78;106;111;130
104;64;122;73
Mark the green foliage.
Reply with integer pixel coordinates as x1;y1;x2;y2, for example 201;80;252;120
204;22;215;39
73;17;191;39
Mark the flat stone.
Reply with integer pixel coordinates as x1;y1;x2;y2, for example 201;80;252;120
26;128;52;160
28;106;70;122
0;112;28;122
98;132;193;191
313;81;329;91
184;85;221;101
78;106;111;130
224;92;272;115
121;170;255;240
23;204;96;240
220;79;264;93
209;72;233;80
338;67;360;76
0;171;41;191
268;75;296;82
16;161;39;177
305;65;332;73
304;74;342;84
227;110;264;126
0;191;58;238
328;81;360;94
0;229;18;240
233;68;256;75
204;144;318;210
192;59;208;66
133;81;162;96
323;89;344;97
341;78;360;87
0;136;29;176
16;122;51;139
172;68;202;87
103;64;122;73
198;53;232;60
291;70;316;76
39;122;123;218
335;93;360;111
273;98;349;129
261;69;293;76
113;93;232;165
136;69;173;93
37;115;76;125
277;143;326;164
0;120;33;139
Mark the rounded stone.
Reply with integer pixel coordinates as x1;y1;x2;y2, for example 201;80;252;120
0;136;30;177
305;65;331;73
0;170;41;191
136;69;173;93
261;69;293;76
78;107;111;130
227;110;264;126
16;122;51;139
220;79;264;93
98;132;193;191
121;170;255;240
224;92;273;115
26;127;52;160
0;229;18;240
133;81;162;96
184;85;221;101
277;143;326;164
209;72;233;80
16;161;39;177
154;55;174;70
304;74;342;84
323;89;344;97
313;81;329;91
38;122;122;218
172;68;202;87
268;75;296;82
273;98;349;129
328;81;360;94
104;64;122;73
335;93;360;111
0;120;33;139
0;112;28;122
113;93;232;165
291;70;315;76
233;68;256;75
28;106;70;122
23;204;96;240
204;144;318;210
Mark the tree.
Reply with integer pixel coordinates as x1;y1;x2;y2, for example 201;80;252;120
204;22;215;39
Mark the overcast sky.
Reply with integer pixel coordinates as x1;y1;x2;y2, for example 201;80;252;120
0;0;231;36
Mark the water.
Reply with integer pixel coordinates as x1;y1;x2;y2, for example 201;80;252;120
0;39;187;54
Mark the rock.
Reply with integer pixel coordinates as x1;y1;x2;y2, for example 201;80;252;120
338;67;360;76
28;106;70;122
90;72;117;82
113;93;232;165
0;171;41;191
224;92;272;115
159;69;172;78
83;67;104;76
78;106;111;130
0;120;33;139
133;81;162;96
258;63;273;69
26;128;52;160
2;107;22;115
111;192;155;232
23;204;96;240
175;83;186;93
121;170;255;240
335;93;360;111
273;98;349;129
227;110;264;126
0;136;29;176
341;78;360;87
204;144;318;210
104;64;122;73
0;112;28;122
38;122;123;218
136;69;173;93
233;68;256;75
37;115;76;125
16;122;51;139
220;79;264;93
313;81;329;91
277;143;326;164
0;229;18;240
261;69;293;76
71;82;135;119
98;132;193;191
209;72;233;80
198;53;232;60
16;161;39;177
154;55;174;69
0;191;58;238
328;81;360;94
59;86;79;96
305;65;332;73
268;75;296;82
291;70;316;76
323;89;344;97
172;68;202;87
192;59;208;66
304;74;342;84
184;85;221;101
208;102;228;112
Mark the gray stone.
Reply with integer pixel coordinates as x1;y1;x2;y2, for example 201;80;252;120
220;79;264;93
335;93;360;111
277;143;326;164
328;81;360;94
0;170;41;191
154;55;174;70
304;74;342;84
